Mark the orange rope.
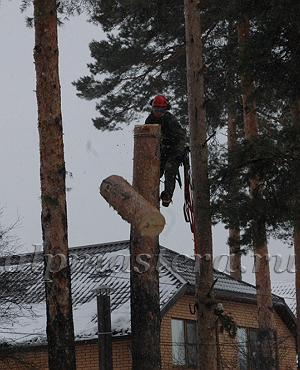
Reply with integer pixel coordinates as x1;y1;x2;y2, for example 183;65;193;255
183;152;198;255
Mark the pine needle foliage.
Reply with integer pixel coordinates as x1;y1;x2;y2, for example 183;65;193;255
72;0;235;131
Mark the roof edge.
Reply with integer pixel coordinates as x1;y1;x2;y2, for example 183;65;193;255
160;284;192;317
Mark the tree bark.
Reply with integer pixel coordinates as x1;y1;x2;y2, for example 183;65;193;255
228;111;242;280
33;1;76;369
229;227;242;279
292;98;300;366
184;1;217;369
100;174;165;236
130;124;162;370
226;23;242;280
238;16;275;370
294;219;300;369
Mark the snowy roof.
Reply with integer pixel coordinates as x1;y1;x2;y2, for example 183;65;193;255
0;240;295;346
272;279;296;315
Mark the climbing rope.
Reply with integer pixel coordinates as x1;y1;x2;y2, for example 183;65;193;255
183;148;199;255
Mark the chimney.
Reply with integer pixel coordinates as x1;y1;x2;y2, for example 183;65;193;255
95;285;113;370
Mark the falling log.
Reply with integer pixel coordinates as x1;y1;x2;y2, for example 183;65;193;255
100;174;165;237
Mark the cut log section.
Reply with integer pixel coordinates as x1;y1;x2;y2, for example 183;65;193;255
100;174;165;237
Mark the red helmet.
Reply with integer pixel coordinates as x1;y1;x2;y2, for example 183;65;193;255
151;94;170;108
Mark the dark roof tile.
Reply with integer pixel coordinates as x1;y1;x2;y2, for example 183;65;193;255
0;240;295;345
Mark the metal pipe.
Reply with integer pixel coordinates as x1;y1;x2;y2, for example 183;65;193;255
96;286;113;370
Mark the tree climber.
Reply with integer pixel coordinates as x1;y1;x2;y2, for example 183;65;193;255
145;94;186;207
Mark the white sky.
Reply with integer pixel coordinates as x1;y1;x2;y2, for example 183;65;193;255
0;0;295;284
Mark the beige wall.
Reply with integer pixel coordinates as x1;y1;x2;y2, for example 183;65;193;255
217;300;297;370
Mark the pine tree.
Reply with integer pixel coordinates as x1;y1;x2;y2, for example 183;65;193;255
33;0;76;368
229;2;300;359
72;0;187;130
238;15;276;369
214;0;300;364
226;22;243;280
72;0;232;132
184;0;219;368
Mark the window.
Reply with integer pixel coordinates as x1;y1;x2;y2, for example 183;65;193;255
237;327;261;370
171;319;197;366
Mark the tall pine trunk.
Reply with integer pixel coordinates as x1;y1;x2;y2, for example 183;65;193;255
292;98;300;366
227;112;242;280
33;1;76;369
184;1;217;369
294;218;300;369
238;16;275;370
227;33;242;279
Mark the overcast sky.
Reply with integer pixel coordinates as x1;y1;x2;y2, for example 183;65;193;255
0;0;294;284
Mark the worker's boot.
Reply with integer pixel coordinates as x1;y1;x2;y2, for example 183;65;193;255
160;191;171;207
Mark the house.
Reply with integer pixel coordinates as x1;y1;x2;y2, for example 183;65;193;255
0;240;296;369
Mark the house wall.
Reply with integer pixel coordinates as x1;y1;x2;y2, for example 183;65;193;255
0;338;133;370
0;295;296;370
75;339;132;370
160;294;196;369
217;299;297;370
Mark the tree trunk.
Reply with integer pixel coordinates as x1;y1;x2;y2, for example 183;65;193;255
292;98;300;366
228;223;242;279
33;1;76;369
226;23;242;280
294;219;300;369
238;16;275;370
130;124;162;370
228;105;242;280
100;174;165;237
184;1;217;369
